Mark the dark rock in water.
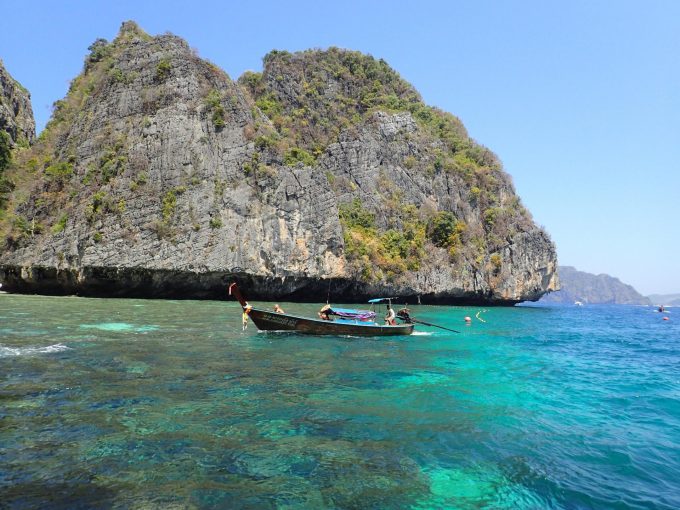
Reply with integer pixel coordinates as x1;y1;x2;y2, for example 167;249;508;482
0;21;558;304
540;266;650;305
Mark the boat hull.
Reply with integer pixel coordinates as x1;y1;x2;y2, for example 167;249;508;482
247;308;414;336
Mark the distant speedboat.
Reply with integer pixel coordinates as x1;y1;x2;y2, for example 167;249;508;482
574;301;583;306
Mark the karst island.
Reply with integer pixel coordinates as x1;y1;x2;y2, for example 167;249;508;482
0;21;558;304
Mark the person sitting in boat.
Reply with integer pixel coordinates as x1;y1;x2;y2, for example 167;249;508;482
273;304;285;314
397;304;412;323
318;304;332;321
385;305;396;325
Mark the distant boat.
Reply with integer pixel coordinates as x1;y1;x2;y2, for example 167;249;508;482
228;283;414;337
574;301;583;306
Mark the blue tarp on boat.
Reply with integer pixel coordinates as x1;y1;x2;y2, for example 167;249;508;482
328;307;376;320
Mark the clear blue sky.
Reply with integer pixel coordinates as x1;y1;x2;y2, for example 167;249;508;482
1;0;678;295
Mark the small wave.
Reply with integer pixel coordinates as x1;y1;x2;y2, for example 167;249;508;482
0;343;70;357
412;331;433;336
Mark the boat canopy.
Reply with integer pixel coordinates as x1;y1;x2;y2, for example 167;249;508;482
367;297;395;304
328;307;376;320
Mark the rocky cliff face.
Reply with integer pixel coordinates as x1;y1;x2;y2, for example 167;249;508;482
540;266;649;305
0;60;35;147
0;22;558;303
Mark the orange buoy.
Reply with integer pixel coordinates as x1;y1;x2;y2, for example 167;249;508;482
663;317;669;321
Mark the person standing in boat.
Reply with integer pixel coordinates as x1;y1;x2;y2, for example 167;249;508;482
385;305;396;325
273;304;285;314
242;304;252;330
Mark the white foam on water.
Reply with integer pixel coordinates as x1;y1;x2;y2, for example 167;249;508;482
0;343;70;357
412;331;433;336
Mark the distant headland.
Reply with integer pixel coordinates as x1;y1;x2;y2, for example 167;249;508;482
539;266;650;305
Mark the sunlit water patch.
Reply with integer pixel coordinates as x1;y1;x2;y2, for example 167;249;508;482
80;322;159;333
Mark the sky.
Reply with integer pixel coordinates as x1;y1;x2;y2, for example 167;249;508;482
1;0;678;295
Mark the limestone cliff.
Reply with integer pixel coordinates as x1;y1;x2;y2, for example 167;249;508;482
0;60;35;147
0;22;558;303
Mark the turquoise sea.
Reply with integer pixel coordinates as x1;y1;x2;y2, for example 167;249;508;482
1;294;678;509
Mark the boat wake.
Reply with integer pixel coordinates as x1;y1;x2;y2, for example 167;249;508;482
0;343;70;357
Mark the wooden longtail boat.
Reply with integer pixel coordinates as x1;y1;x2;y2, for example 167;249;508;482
229;283;414;337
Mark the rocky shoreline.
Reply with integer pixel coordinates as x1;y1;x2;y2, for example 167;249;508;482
0;264;547;305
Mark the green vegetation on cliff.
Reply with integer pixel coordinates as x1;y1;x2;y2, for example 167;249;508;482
0;22;175;245
1;59;36;213
0;131;13;210
238;48;507;179
1;25;136;240
0;131;11;171
238;47;535;278
339;198;425;280
239;48;420;155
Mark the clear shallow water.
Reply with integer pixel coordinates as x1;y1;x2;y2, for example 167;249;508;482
1;294;678;509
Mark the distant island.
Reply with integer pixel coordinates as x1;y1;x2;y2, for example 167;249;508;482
540;266;650;305
647;293;680;307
